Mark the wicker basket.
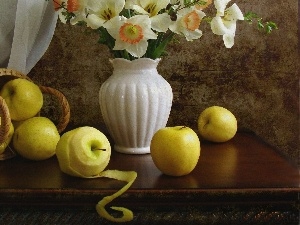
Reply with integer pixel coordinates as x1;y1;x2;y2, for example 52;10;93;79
0;68;70;160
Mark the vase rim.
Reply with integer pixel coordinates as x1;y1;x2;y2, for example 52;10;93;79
109;58;161;63
110;58;161;70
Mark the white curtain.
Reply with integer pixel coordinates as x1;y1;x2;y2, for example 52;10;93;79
0;0;57;74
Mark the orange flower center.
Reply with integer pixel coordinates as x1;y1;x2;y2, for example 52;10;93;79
67;0;80;12
53;0;63;11
119;23;144;44
182;10;201;31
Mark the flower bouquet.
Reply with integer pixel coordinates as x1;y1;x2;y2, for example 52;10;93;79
51;0;277;60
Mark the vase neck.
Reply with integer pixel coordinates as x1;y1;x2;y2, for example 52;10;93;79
111;58;160;71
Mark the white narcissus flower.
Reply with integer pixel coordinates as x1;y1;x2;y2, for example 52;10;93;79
53;0;68;24
85;0;125;29
104;15;157;58
169;7;205;41
211;0;244;48
169;0;179;4
55;0;89;25
54;0;86;24
124;0;138;8
125;0;172;32
214;0;231;16
69;0;89;25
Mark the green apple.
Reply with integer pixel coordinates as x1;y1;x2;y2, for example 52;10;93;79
56;126;111;178
56;126;138;223
0;123;14;154
150;126;201;176
198;106;237;142
55;128;84;177
0;78;43;121
13;117;60;160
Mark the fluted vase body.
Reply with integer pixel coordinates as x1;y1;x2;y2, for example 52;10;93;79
99;58;173;154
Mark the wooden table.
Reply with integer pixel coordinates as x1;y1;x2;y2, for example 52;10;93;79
0;131;299;224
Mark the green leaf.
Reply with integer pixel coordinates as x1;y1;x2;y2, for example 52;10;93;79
265;21;278;33
257;19;264;30
146;33;175;59
244;11;278;34
97;27;115;49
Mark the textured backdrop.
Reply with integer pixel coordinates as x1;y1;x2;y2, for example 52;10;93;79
29;0;299;166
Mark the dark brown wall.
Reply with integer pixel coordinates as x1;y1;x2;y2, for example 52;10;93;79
29;0;299;165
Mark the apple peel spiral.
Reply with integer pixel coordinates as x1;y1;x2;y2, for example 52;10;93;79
56;126;137;222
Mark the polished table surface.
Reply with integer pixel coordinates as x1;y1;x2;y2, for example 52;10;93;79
0;131;299;208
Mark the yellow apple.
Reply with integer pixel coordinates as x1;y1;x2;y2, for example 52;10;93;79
198;106;237;142
56;126;111;178
0;78;43;121
56;126;138;222
13;117;60;160
0;123;14;154
150;126;201;176
55;128;83;177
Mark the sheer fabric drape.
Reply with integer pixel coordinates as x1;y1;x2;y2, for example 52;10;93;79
0;0;57;74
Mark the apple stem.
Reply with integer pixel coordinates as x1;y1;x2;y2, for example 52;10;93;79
92;148;106;151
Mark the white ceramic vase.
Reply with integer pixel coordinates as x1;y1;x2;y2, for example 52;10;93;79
99;58;173;154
